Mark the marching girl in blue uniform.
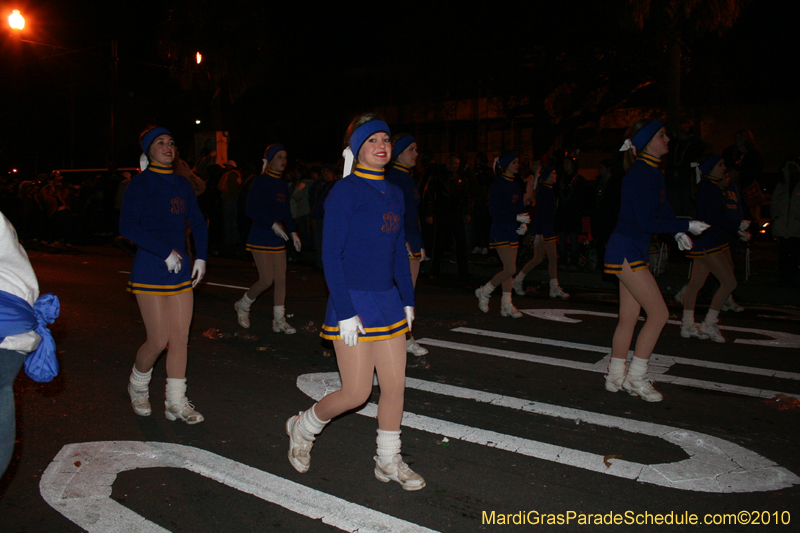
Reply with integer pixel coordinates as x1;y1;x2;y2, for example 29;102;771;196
386;134;428;357
120;127;208;424
512;166;569;299
234;144;301;334
603;120;709;402
285;114;424;491
475;153;530;317
680;155;748;343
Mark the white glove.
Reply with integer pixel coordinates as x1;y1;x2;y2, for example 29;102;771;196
272;222;289;241
291;232;301;252
191;259;206;288
406;241;414;258
165;250;183;273
739;220;751;232
516;213;531;224
404;306;415;332
533;234;542;246
738;230;751;242
516;223;528;235
687;220;710;235
675;232;693;251
420;248;426;261
338;315;366;347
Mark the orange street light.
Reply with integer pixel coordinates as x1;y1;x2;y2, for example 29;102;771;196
8;9;25;30
196;51;202;64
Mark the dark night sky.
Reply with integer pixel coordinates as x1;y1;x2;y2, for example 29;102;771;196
1;1;797;175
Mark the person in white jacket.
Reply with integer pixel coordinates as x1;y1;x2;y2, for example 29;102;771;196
0;212;45;477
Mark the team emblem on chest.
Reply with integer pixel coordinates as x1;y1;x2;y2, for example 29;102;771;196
171;197;185;214
382;212;401;234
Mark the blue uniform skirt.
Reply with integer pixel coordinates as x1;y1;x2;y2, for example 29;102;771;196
604;233;650;275
490;224;519;250
246;223;287;253
128;250;193;295
320;288;409;342
687;242;729;259
406;233;424;260
532;221;556;240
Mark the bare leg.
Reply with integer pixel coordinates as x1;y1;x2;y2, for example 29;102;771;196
165;291;193;379
246;251;275;300
519;239;545;275
134;294;170;373
408;258;420;289
683;258;710;312
490;246;518;291
616;261;669;361
705;252;737;311
314;340;377;422
272;252;287;306
544;240;558;281
373;336;407;431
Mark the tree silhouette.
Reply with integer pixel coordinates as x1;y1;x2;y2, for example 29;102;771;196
623;0;751;131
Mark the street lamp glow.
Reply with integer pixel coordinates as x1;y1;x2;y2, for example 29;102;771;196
196;52;202;64
195;119;201;124
8;9;25;30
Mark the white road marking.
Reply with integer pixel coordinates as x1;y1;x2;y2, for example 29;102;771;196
298;373;800;493
416;338;800;401
40;441;437;533
118;271;248;291
451;327;800;381
521;309;800;348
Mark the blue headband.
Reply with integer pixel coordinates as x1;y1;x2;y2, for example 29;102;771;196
264;144;286;164
349;120;391;158
699;154;722;175
631;120;664;151
392;136;415;160
499;152;518;170
141;127;173;153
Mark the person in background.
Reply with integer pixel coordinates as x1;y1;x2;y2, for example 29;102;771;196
234;145;301;333
772;160;800;287
286;114;424;491
120;126;208;424
603;119;708;402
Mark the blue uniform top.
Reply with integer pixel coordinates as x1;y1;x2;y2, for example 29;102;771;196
692;176;739;251
322;165;415;320
120;163;208;294
245;168;296;251
385;161;422;239
489;174;525;228
531;182;557;236
613;154;689;244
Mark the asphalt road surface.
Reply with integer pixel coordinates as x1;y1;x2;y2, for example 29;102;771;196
1;247;798;532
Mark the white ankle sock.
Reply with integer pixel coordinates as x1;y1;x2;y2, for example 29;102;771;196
627;357;649;380
608;357;626;377
376;429;401;462
549;279;559;289
705;309;720;324
240;293;255;309
501;292;512;305
682;310;695;324
130;366;152;390
165;377;187;405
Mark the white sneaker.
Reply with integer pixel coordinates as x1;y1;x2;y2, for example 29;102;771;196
512;277;525;296
286;415;314;473
605;373;625;393
549;285;569;299
699;321;726;343
500;302;523;318
722;297;744;312
622;376;663;402
234;300;251;328
680;322;709;339
406;338;428;356
273;317;297;334
165;397;204;424
475;287;490;313
374;454;426;491
673;285;687;304
128;383;151;416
